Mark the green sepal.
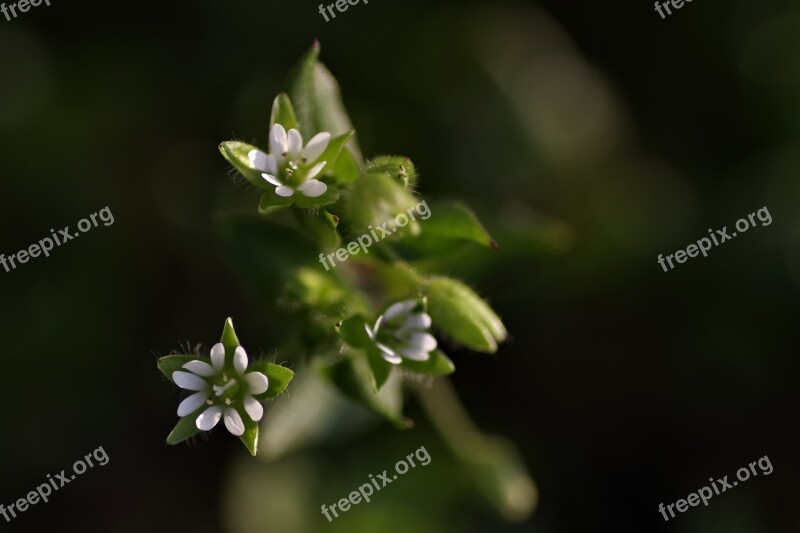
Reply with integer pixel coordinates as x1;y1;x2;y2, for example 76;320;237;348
365;346;394;391
166;413;202;445
219;141;271;190
239;415;260;456
401;349;455;376
347;171;420;234
424;276;507;353
338;315;372;348
220;317;241;353
248;362;295;400
258;191;294;215
270;93;299;132
157;355;195;383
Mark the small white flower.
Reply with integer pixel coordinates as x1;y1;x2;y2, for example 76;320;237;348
173;343;269;437
247;123;331;199
364;299;437;364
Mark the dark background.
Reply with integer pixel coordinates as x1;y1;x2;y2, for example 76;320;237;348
1;0;798;531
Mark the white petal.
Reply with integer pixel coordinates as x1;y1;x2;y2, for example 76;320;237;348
262;173;282;187
233;346;248;374
275;185;294;197
177;391;209;416
297;179;327;198
248;150;277;174
407;332;438;352
245;371;269;395
287;129;303;159
243;395;264;421
270;123;288;155
224;408;245;436
300;132;331;162
305;161;327;181
364;322;375;340
172;371;207;391
373;315;384;335
182;360;216;377
383;300;417;320
196;406;222;431
379;347;402;365
398;346;431;361
210;343;225;370
375;342;396;357
403;312;432;330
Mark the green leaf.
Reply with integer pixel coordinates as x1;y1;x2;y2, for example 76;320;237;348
367;156;417;188
419;201;495;248
424;276;507;353
157;355;195;383
219;141;271;190
401;349;455;376
286;41;363;163
239;414;259;456
166;414;202;445
318;353;409;428
258;191;294;215
328;147;361;184
248;362;295;400
365;346;394;390
270;93;298;131
286;267;349;315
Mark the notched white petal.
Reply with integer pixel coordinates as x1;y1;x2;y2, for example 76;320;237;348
244;395;264;422
297;178;327;198
270;123;288;156
183;360;215;377
248;149;277;174
408;332;437;352
262;173;282;187
383;300;416;320
398;346;431;361
196;406;223;431
275;185;295;198
210;343;225;370
223;408;245;436
172;371;207;391
233;346;248;374
301;132;331;162
245;371;269;395
177;391;209;416
305;161;327;181
287;128;303;158
403;313;432;330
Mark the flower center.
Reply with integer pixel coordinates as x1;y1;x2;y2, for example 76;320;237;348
212;374;240;400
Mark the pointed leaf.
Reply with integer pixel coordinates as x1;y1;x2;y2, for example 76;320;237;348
365;346;394;390
286;41;363;162
338;315;372;348
347;172;420;234
418;201;495;248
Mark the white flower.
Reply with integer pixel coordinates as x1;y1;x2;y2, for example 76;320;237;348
364;299;437;364
247;123;331;198
172;343;269;436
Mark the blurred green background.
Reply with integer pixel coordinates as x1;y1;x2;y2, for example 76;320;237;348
1;0;799;531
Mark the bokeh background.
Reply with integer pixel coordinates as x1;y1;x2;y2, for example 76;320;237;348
1;0;799;531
